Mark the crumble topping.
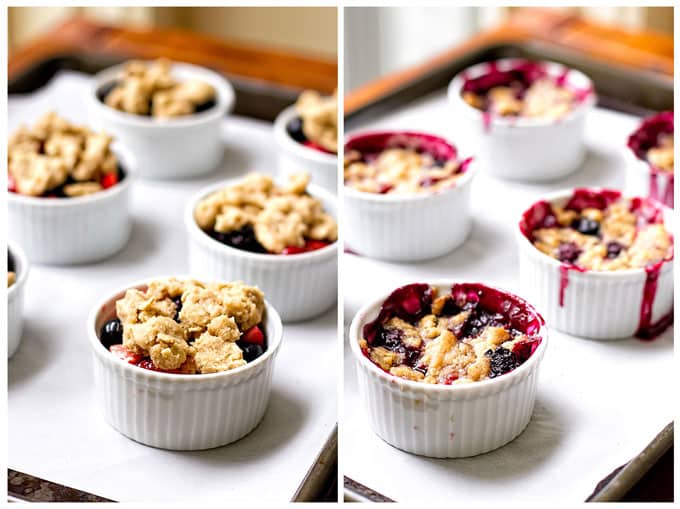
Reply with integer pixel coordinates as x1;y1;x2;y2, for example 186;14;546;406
344;147;468;194
524;190;673;271
8;272;16;288
295;91;338;153
646;134;674;173
194;172;337;254
361;283;543;385
8;112;119;197
103;59;216;118
114;278;265;373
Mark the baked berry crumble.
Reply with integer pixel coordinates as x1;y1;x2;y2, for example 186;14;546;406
99;278;267;374
286;91;337;154
98;59;217;118
461;61;585;120
344;132;472;194
8;112;124;198
521;189;673;271
194;172;337;254
359;283;543;384
7;252;16;288
628;111;674;174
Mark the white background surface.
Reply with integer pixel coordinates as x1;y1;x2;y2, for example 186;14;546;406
8;72;337;502
343;91;673;502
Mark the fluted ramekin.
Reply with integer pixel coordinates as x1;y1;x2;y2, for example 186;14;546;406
516;189;674;340
87;277;283;451
343;131;476;261
184;181;338;322
350;281;548;458
274;105;338;193
8;242;30;358
7;145;136;265
89;61;235;180
448;59;596;182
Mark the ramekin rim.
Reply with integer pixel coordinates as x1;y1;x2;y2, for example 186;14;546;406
7;144;137;207
87;276;283;381
273;104;338;164
515;187;675;278
448;58;597;128
184;178;339;262
7;241;30;299
349;279;549;396
90;61;235;129
342;129;478;202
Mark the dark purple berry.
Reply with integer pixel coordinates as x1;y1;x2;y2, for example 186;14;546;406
238;342;264;362
606;241;624;259
486;347;520;378
172;296;183;322
8;252;15;273
557;242;582;264
100;318;124;348
194;99;216;113
211;225;268;254
286;116;307;143
572;217;600;236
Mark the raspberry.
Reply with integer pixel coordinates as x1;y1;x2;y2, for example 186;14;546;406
100;172;118;189
242;325;265;346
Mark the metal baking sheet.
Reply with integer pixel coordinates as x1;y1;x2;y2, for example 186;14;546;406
7;71;337;503
342;43;673;502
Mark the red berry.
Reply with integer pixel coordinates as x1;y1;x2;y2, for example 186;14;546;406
242;325;265;346
101;172;118;189
8;173;17;193
303;140;333;154
110;345;144;365
304;240;330;252
282;245;306;255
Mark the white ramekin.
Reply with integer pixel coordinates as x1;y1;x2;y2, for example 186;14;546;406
7;145;136;265
343;131;476;261
274;104;338;193
184;181;338;322
88;61;235;180
624;144;674;209
8;242;30;359
349;281;548;458
448;59;596;182
87;277;283;451
516;189;674;340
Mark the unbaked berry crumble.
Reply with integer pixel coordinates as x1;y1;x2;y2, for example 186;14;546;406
98;59;217;118
344;132;472;194
194;172;337;254
8;113;124;198
286;91;337;154
359;283;543;384
7;252;16;288
99;278;267;374
628;111;674;174
461;61;587;121
521;189;672;271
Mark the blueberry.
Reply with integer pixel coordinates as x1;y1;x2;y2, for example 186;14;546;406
100;318;124;348
557;242;581;264
376;328;403;350
239;343;264;362
194;99;216;114
606;241;624;259
572;217;600;236
173;296;183;322
8;252;15;273
211;225;268;254
286;116;307;143
486;347;520;378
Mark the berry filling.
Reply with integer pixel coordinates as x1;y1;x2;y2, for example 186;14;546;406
360;283;543;384
344;131;472;195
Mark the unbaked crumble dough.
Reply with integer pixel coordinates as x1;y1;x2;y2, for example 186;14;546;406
344;147;466;194
115;278;265;373
8;112;118;197
361;290;532;384
295;90;338;153
463;78;576;120
532;199;673;270
194;172;338;254
646;133;674;173
105;59;216;118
